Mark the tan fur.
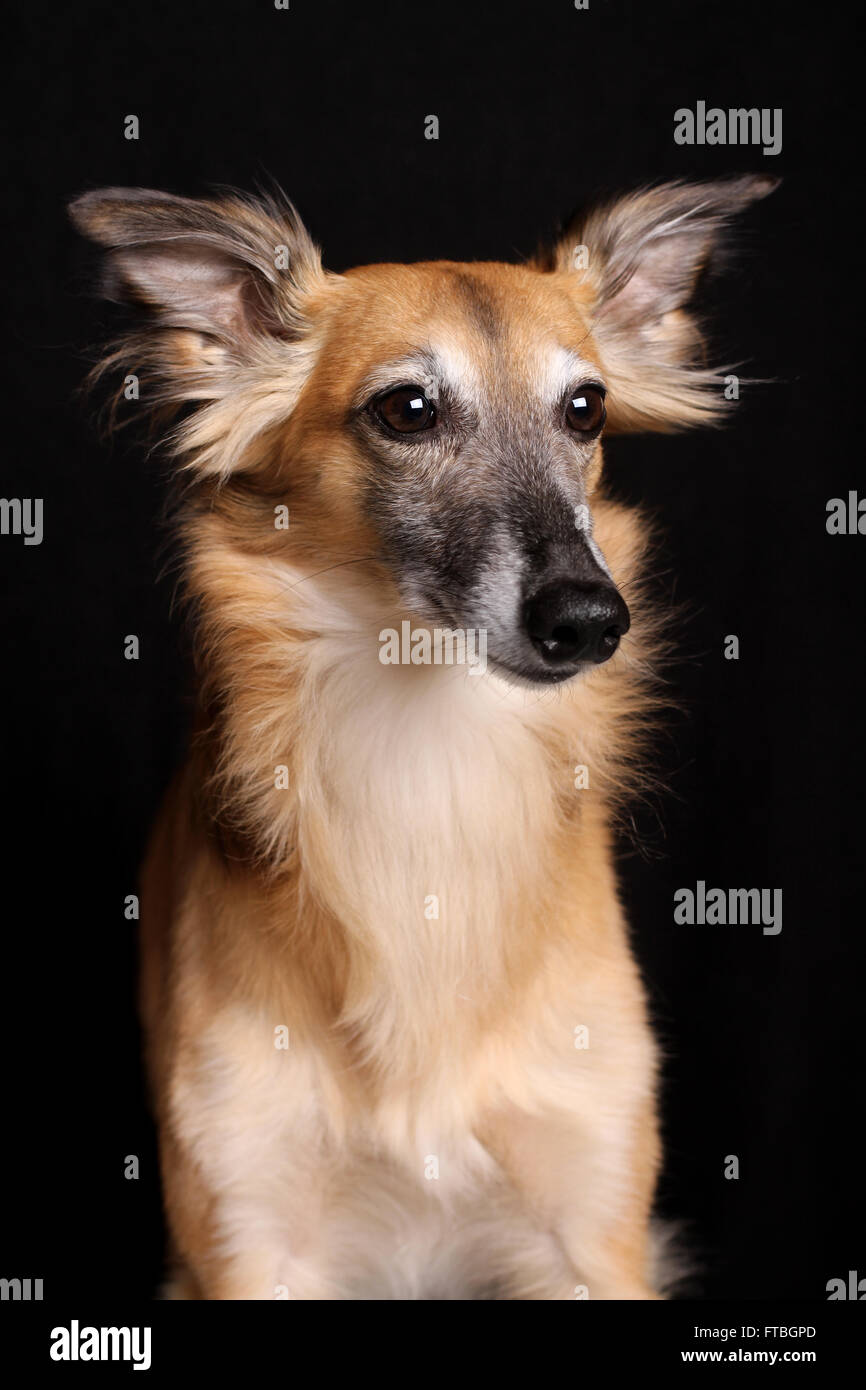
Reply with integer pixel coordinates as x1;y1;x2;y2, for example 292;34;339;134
70;176;774;1299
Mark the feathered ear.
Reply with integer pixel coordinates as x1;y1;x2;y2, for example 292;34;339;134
542;176;778;432
69;186;325;344
69;186;329;470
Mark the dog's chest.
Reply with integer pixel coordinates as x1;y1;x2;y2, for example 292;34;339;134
300;656;562;950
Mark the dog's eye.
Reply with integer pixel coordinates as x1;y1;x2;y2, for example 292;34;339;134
373;387;437;435
565;385;606;435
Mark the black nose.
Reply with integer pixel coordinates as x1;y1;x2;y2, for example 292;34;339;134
524;581;630;667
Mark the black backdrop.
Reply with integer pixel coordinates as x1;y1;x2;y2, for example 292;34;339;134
2;0;862;1302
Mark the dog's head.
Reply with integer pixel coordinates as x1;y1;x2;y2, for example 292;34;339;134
70;177;775;685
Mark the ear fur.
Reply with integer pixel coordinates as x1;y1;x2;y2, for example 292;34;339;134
69;186;329;473
542;176;779;432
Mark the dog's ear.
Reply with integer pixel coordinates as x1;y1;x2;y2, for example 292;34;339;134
543;176;778;432
69;187;329;471
69;186;325;345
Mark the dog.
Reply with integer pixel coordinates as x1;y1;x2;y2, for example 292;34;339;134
70;174;775;1299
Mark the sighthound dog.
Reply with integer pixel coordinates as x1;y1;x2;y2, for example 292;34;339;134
71;174;774;1299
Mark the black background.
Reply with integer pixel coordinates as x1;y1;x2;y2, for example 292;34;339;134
2;0;862;1302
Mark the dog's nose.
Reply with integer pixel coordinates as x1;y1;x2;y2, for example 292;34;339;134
524;581;630;666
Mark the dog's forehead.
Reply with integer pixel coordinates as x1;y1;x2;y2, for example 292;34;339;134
332;260;602;400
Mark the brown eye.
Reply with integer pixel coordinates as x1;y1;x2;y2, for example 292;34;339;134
374;386;436;435
565;385;606;435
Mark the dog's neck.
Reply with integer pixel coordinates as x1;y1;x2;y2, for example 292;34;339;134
183;504;653;1066
187;498;651;933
